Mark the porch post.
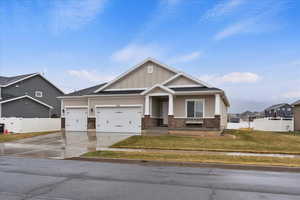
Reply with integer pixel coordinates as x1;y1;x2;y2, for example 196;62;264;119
168;94;174;116
215;94;221;116
145;95;150;115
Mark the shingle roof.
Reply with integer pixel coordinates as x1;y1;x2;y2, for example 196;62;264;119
292;100;300;106
0;73;37;86
265;103;290;111
64;83;107;96
96;90;144;95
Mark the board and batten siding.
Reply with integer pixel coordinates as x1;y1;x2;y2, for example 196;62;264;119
106;61;176;90
165;76;201;87
173;95;215;118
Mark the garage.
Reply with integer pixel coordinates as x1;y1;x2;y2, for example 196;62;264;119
65;107;88;131
96;106;142;133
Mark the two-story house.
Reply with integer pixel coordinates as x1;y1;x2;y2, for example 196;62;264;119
0;73;64;118
264;103;293;118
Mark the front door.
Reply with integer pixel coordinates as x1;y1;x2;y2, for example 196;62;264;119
162;102;169;125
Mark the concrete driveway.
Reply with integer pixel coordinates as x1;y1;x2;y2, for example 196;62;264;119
0;131;132;159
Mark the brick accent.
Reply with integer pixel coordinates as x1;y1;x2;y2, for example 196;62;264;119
61;118;65;129
169;116;221;130
88;118;96;129
142;115;160;129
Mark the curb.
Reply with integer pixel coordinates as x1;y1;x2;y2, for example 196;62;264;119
66;157;300;173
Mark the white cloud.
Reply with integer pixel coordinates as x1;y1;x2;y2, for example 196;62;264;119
51;0;106;33
203;0;246;19
111;43;165;64
214;19;254;40
67;69;114;83
282;91;300;99
200;72;261;84
169;51;202;63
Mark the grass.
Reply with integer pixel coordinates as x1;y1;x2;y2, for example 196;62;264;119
0;131;58;143
82;150;300;167
112;129;300;154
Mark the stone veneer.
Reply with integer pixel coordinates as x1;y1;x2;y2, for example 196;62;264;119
61;118;65;129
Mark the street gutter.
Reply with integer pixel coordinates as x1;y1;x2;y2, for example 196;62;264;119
66;157;300;173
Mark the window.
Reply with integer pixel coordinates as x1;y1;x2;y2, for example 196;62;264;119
287;108;292;111
147;65;154;73
35;91;43;97
186;100;204;118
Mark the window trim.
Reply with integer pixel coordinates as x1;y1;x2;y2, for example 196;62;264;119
147;65;154;74
185;99;205;119
35;91;43;98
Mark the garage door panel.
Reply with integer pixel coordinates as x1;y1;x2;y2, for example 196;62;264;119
65;108;88;131
96;107;142;133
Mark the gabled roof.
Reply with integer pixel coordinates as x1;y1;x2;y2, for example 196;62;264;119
141;84;175;95
0;95;53;109
0;73;64;94
63;83;107;97
94;58;180;93
162;73;212;88
0;73;37;86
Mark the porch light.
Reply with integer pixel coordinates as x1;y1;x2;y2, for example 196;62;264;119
90;108;94;113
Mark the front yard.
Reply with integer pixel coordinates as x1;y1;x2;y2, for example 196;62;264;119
112;130;300;154
0;131;58;143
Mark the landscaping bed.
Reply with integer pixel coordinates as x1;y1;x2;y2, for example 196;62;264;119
0;131;58;143
82;150;300;167
111;129;300;154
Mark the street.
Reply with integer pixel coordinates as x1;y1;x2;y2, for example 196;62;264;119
0;157;299;200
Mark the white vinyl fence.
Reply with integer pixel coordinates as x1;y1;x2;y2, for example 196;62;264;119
252;118;294;132
227;121;253;129
0;118;61;133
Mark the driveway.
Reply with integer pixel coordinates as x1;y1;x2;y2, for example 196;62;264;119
0;132;131;159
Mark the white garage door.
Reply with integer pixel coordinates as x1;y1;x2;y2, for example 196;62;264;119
96;106;142;133
65;108;88;131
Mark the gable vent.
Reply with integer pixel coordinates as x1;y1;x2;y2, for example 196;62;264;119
147;65;154;74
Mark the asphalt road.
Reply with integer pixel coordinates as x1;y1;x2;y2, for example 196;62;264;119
0;157;299;200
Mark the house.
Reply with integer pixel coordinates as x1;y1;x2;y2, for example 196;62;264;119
239;111;264;121
264;103;293;118
58;58;230;134
0;73;64;118
292;100;300;131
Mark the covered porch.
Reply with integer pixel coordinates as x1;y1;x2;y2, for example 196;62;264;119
142;90;223;131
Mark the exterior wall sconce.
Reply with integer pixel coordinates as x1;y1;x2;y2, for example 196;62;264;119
90;108;94;113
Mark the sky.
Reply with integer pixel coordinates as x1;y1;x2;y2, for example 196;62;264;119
0;0;300;113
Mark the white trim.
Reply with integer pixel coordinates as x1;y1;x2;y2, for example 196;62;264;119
119;104;143;107
141;84;175;95
174;91;222;95
185;99;205;118
145;95;150;115
65;106;88;108
104;88;147;91
35;91;43;98
95;105;117;108
85;94;140;97
174;117;215;119
57;96;88;99
167;85;202;88
168;94;174;115
0;95;53;109
148;93;170;97
0;73;64;94
94;58;179;93
162;73;212;88
215;94;221;116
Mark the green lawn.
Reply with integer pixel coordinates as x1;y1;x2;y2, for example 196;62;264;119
111;130;300;154
0;131;58;143
83;150;300;167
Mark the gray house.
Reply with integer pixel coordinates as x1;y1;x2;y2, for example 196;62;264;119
264;103;293;118
0;73;64;118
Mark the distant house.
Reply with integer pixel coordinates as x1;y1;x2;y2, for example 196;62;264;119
0;73;64;118
292;100;300;131
264;103;293;118
239;111;263;122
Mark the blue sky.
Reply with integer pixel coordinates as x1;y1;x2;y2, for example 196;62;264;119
1;0;300;113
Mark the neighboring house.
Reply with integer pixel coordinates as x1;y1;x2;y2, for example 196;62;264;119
0;73;64;118
292;100;300;131
264;103;293;118
239;111;264;121
59;58;230;134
